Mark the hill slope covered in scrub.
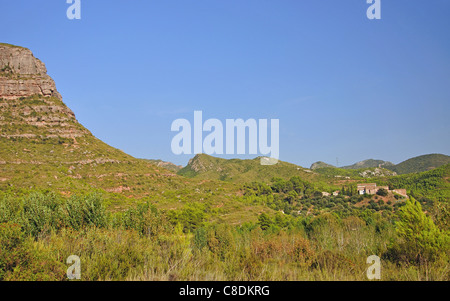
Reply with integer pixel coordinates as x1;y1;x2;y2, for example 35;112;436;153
387;154;450;175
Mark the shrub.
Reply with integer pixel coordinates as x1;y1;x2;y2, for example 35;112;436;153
0;222;65;281
377;188;388;197
0;223;27;280
62;194;107;230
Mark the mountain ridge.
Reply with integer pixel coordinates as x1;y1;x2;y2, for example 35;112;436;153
178;153;320;183
310;154;450;175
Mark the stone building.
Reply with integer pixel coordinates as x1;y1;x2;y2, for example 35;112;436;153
357;183;389;195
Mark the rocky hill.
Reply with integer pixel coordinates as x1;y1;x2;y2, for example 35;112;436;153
341;159;395;170
178;153;320;183
0;43;183;200
0;43;284;223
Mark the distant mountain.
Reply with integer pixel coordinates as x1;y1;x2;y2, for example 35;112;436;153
178;154;319;183
341;159;395;170
310;154;450;175
310;161;335;170
310;159;394;170
387;154;450;174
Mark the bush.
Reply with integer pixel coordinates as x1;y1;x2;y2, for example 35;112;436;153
62;194;107;230
0;222;65;280
0;223;27;280
377;188;388;197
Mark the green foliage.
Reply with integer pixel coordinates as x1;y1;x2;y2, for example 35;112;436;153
388;154;450;175
388;198;450;263
0;192;108;237
386;164;450;201
0;191;449;280
177;154;324;185
0;223;26;279
377;188;388;197
0;222;65;280
62;194;107;230
192;227;208;250
258;213;272;230
168;203;206;233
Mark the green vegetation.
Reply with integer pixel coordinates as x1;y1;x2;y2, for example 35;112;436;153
241;176;405;217
0;94;448;281
0;192;448;280
386;198;450;265
311;154;450;176
385;164;450;202
0;42;26;49
178;154;322;184
341;159;395;170
387;154;450;175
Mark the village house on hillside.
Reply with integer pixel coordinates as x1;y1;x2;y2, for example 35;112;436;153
357;183;408;197
357;183;388;195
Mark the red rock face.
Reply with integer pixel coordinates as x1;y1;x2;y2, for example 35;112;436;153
0;44;62;100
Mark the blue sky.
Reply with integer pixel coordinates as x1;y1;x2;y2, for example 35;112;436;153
1;0;449;167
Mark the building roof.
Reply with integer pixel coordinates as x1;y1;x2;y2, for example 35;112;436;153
357;183;377;190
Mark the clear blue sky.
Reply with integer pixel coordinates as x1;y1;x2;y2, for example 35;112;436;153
1;0;449;167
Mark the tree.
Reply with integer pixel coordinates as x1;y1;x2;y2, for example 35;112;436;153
285;190;298;204
391;197;450;263
376;188;388;197
271;178;286;193
258;213;272;230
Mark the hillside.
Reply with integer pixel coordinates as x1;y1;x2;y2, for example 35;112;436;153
341;159;395;170
178;153;323;184
310;161;335;170
143;159;183;173
311;159;395;170
387;154;450;174
0;43;177;198
368;163;450;202
312;166;397;179
0;43;277;224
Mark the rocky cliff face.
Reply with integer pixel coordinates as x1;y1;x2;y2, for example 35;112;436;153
0;43;62;100
0;43;82;139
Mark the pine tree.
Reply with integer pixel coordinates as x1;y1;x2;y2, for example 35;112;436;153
394;197;450;263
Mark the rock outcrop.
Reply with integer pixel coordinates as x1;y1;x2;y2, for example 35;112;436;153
0;43;62;100
0;43;84;139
